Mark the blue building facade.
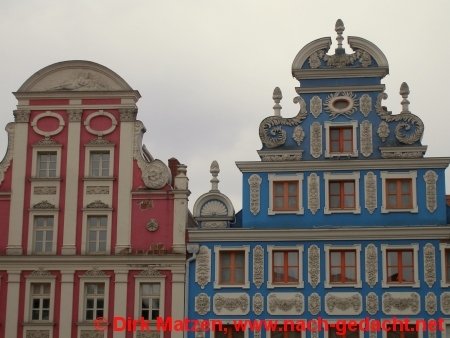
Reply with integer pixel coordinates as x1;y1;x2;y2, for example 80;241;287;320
188;20;450;338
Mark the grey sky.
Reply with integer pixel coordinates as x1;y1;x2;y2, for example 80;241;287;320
1;0;449;211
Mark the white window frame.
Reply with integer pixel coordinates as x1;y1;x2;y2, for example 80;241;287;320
324;244;362;288
324;120;359;158
84;145;114;178
134;275;165;335
440;243;450;287
214;245;250;289
324;172;361;214
32;146;62;179
380;171;418;213
443;320;450;338
323;319;363;338
381;244;420;288
78;277;110;324
267;245;304;288
28;212;58;255
81;211;112;255
268;173;304;215
24;275;55;324
211;319;249;338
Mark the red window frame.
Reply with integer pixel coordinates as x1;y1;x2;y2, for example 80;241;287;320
445;249;450;283
386;178;413;209
329;250;357;284
328;180;355;210
219;251;245;285
329;126;353;153
386;249;414;284
272;250;299;284
273;181;299;211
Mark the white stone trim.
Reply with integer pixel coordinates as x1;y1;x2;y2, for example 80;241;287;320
24;272;56;323
81;211;112;255
59;270;75;337
440;243;450;288
380;171;418;213
323;172;361;214
84;145;115;178
266;245;304;288
31;111;65;138
324;120;359;158
324;244;362;288
5;271;21;336
84;110;117;136
442;320;450;338
213;245;250;289
31;145;62;179
77;275;110;324
27;212;59;255
268;173;304;215
323;318;363;338
381;243;420;288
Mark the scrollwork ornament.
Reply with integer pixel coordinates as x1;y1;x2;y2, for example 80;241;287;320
195;293;210;315
310;320;319;338
383;293;419;314
440;292;450;314
308;293;321;315
365;243;378;287
268;293;303;313
326;294;361;313
145;219;159;232
364;172;377;214
34;186;57;195
360;94;372;117
423;243;436;288
324;92;358;118
253;245;264;288
26;331;50;338
310;122;322;158
136;332;160;338
424;171;438;213
377;121;390;142
310;96;322;118
253;293;264;315
195;246;210;289
214;294;249;313
425;292;437;315
0;123;14;185
308;245;320;288
360;120;373;157
292;125;305;145
308;173;320;215
248;174;262;216
14;109;30;122
366;292;378;315
68;109;83;122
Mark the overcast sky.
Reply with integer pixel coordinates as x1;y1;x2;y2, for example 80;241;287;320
1;0;449;211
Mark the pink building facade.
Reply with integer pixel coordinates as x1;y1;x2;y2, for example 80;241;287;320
0;61;189;338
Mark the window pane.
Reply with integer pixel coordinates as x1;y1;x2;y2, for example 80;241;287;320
345;251;355;265
401;195;411;207
220;253;231;267
288;182;297;195
329;182;340;194
344;195;354;208
273;267;283;282
85;310;93;320
401;181;411;193
220;268;230;283
343;129;352;138
273;252;284;265
97;299;104;309
387;267;399;282
387;252;398;266
288;252;298;265
32;310;40;320
42;310;49;320
288;197;297;208
288;267;298;282
234;252;245;267
330;252;340;266
344;182;354;194
343;140;352;152
345;267;356;282
330;196;340;208
330;267;341;282
152;298;160;308
402;251;413;265
274;197;284;209
234;268;244;283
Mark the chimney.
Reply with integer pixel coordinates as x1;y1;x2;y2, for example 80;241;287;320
168;157;180;187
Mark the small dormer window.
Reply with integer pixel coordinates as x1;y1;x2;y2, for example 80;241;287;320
330;126;353;153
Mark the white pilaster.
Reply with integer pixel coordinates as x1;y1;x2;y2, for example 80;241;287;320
59;270;74;337
5;271;21;337
115;114;134;253
7;116;29;255
62;110;82;255
113;270;129;338
171;269;185;338
172;165;189;253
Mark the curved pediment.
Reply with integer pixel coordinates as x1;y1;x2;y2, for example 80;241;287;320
17;60;134;92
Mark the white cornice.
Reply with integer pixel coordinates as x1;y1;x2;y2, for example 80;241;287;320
235;158;450;172
14;90;141;101
295;85;385;94
189;226;450;242
293;67;389;80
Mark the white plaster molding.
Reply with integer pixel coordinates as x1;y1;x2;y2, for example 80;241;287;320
292;126;305;145
439;243;450;287
248;174;262;216
195;246;210;289
307;173;320;215
382;292;420;315
424;170;438;213
308;293;321;315
267;293;304;315
266;245;304;288
310;122;322;158
380;171;418;213
364;172;377;214
324;292;362;315
252;245;264;289
365;243;378;288
359;94;372;117
268;173;304;215
195;293;210;315
31;111;65;138
0;123;15;185
423;243;436;288
324;244;362;288
308;245;320;288
425;292;437;315
252;293;264;315
381;243;420;288
310;96;322;118
366;292;378;315
213;245;250;289
360;120;373;157
324;120;359;158
213;293;250;315
84;110;117;136
86;186;109;194
440;292;450;314
324;171;361;214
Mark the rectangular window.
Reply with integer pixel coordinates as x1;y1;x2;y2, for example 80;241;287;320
329;326;359;338
30;283;51;321
219;251;245;285
386;324;418;338
84;283;104;321
215;324;245;338
446;249;450;283
329;250;357;284
329;180;355;210
330;126;353;153
87;216;107;254
37;152;57;178
386;249;414;283
272;325;301;338
90;151;110;177
273;181;298;211
272;250;299;284
33;216;54;254
386;179;413;209
139;283;160;320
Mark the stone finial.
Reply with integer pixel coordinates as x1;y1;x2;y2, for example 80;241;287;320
273;87;282;116
210;161;220;191
335;19;345;52
400;82;410;114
